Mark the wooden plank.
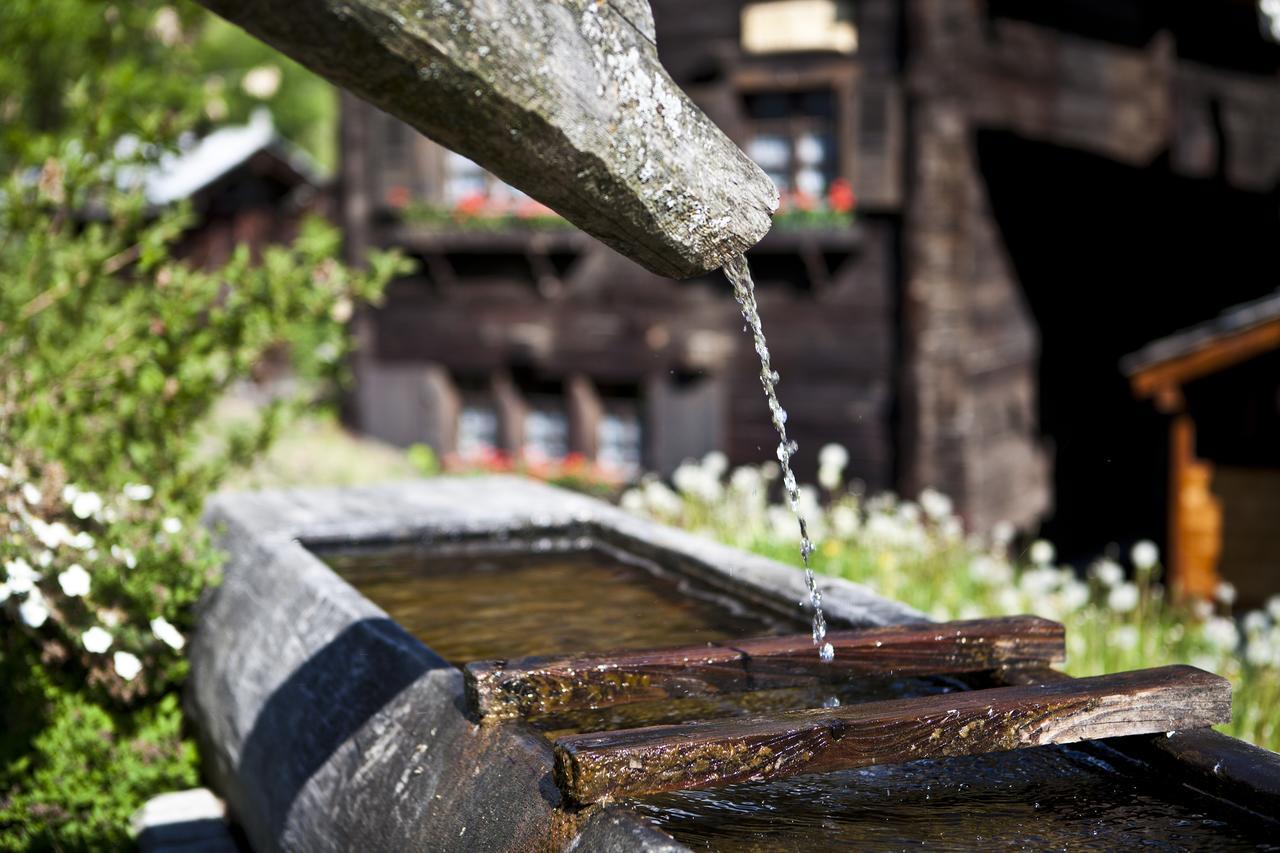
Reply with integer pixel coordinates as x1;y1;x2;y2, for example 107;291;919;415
1002;666;1280;826
465;616;1064;721
553;665;1231;803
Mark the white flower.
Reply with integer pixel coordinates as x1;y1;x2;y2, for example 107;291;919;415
1192;598;1215;621
729;466;761;495
898;502;921;525
996;587;1022;614
61;484;81;504
701;451;728;479
71;491;103;520
1060;580;1090;612
0;461;9;479
817;463;842;492
817;443;848;472
1131;540;1159;570
18;591;49;628
1110;625;1139;651
4;558;40;594
161;517;183;535
1028;539;1055;566
110;544;138;569
82;626;114;654
672;463;721;503
1243;611;1270;634
151;6;183;46
0;582;10;603
767;505;798;541
969;555;1012;586
58;564;91;598
21;483;42;505
1091;559;1125;588
29;518;71;549
619;489;645;514
241;65;282;99
123;483;154;501
919;488;953;521
150;616;186;650
1203;617;1239;652
113;651;143;681
1020;566;1061;596
759;461;780;481
990;520;1015;547
1107;582;1139;613
641;480;681;517
36;550;53;568
69;531;94;550
1245;637;1273;667
1268;596;1280;622
1214;582;1237;607
830;504;860;539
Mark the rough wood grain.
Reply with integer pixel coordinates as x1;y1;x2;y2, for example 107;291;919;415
466;616;1064;720
553;665;1232;803
191;0;776;278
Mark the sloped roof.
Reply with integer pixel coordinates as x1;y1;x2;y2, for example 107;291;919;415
1121;290;1280;377
141;109;320;205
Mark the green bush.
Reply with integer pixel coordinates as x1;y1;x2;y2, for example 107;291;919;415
0;3;405;847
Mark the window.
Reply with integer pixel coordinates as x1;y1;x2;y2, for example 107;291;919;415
443;151;488;204
524;399;569;462
741;0;858;55
598;404;644;478
744;89;839;196
457;399;500;460
442;151;532;207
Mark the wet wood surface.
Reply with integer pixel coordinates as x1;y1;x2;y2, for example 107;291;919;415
466;616;1064;720
554;665;1231;803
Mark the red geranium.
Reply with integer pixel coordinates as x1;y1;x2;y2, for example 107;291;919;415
453;192;488;217
385;185;411;209
828;178;856;213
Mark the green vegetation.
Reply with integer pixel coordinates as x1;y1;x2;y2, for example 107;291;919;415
0;2;402;847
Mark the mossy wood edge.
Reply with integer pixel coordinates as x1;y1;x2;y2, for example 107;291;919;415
191;0;777;278
553;665;1232;804
466;615;1066;720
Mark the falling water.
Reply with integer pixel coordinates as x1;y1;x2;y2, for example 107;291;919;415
723;254;833;662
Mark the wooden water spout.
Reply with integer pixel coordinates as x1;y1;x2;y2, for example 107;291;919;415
191;0;777;278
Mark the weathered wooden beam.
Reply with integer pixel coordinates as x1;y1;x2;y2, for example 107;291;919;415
466;616;1064;721
553;665;1231;803
191;0;777;278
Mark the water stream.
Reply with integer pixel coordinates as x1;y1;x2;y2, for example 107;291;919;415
723;254;832;662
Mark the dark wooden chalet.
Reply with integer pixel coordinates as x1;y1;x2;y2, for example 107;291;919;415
339;0;1280;566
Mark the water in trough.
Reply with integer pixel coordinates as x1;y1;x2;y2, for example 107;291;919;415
723;254;832;663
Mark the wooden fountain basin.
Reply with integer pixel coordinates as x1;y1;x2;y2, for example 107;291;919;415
191;479;1279;852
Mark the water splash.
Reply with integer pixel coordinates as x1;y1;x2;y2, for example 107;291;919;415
723;254;833;662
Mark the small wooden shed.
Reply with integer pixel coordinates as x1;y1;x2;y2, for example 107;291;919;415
1123;292;1280;603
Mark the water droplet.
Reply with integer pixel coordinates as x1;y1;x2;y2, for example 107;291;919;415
819;642;834;662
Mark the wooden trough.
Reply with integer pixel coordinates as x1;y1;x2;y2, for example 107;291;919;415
190;479;1280;852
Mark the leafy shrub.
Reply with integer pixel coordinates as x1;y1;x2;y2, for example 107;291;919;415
0;3;405;847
